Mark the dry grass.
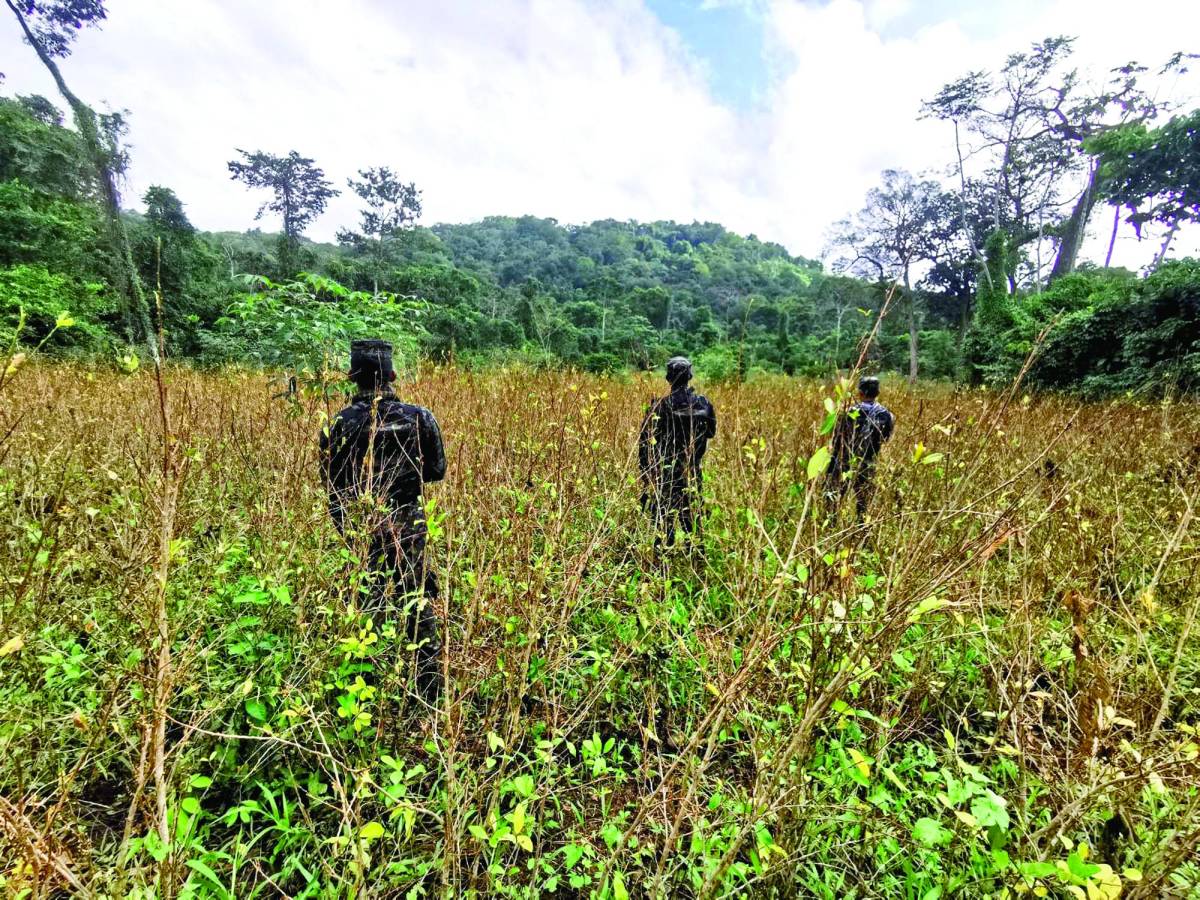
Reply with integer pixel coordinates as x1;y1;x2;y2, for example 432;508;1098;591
0;362;1198;898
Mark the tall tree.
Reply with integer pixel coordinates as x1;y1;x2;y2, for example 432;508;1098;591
1089;108;1200;267
143;185;194;237
923;37;1181;287
829;169;949;381
4;0;157;357
336;166;421;296
227;149;337;277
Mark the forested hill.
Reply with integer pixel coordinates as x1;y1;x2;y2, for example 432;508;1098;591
3;87;1199;394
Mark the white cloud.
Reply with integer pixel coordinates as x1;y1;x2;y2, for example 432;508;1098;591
1;0;1197;269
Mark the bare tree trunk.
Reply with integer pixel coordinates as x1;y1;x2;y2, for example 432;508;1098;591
1049;163;1100;282
905;270;918;383
953;120;992;292
6;0;158;362
1104;205;1120;268
1152;220;1180;269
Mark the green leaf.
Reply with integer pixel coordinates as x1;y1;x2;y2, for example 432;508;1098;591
54;310;75;328
563;843;585;869
184;859;231;900
512;774;535;798
244;699;267;721
510;802;526;835
1066;849;1100;880
189;775;213;790
807;445;831;480
613;871;629;900
468;824;488;842
180;796;201;816
970;791;1010;831
913;817;953;846
908;596;950;622
921;452;944;465
1019;861;1057;878
360;821;385;840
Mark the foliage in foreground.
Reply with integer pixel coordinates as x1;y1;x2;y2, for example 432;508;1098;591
0;363;1197;898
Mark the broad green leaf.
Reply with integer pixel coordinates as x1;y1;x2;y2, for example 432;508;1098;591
360;821;385;840
970;791;1009;831
908;596;950;622
913;817;952;846
848;748;871;780
180;796;201;816
807;446;831;480
244;699;267;721
510;802;526;835
563;843;585;869
512;774;535;798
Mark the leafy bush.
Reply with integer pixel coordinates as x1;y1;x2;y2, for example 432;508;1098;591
200;273;425;375
1030;261;1200;396
0;264;112;351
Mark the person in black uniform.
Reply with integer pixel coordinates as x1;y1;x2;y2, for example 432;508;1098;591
638;356;717;548
827;374;894;519
319;339;446;702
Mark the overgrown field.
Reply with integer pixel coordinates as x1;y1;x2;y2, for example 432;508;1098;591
1;364;1198;899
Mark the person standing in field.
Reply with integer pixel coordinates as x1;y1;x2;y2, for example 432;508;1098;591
639;356;717;548
827;375;895;519
319;339;447;703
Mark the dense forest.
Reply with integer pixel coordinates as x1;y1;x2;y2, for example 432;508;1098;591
1;12;1198;393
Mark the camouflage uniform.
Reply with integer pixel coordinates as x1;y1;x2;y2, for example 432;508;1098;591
321;381;447;702
828;397;894;518
639;359;717;546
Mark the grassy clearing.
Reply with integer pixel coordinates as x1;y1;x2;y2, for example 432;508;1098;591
0;364;1198;898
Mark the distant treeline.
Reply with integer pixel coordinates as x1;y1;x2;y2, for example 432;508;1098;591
1;83;1198;395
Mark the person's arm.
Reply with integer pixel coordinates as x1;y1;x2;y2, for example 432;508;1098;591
419;408;447;484
882;408;895;443
705;399;717;439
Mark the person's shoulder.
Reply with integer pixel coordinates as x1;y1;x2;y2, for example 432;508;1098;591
389;399;440;425
331;400;367;424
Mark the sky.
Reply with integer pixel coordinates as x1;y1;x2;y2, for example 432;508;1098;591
2;0;1198;268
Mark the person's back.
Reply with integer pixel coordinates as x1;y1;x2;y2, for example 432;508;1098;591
639;357;716;544
323;389;446;533
843;397;894;466
319;339;446;702
829;375;894;518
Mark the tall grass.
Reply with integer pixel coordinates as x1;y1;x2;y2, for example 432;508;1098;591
0;363;1197;898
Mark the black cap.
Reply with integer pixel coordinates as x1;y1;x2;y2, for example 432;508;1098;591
858;375;880;398
349;339;393;385
666;356;693;386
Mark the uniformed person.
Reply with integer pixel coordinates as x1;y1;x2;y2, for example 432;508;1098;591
827;374;894;519
319;339;446;702
638;356;717;547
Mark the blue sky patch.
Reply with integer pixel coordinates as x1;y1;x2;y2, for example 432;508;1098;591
645;0;769;110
